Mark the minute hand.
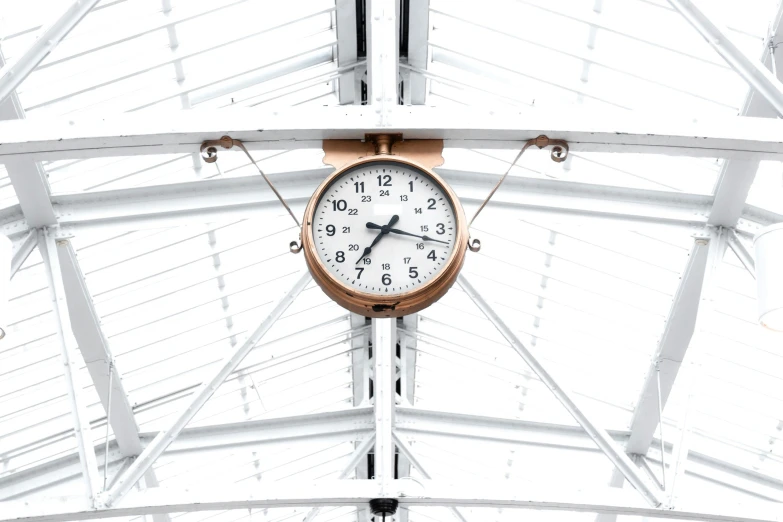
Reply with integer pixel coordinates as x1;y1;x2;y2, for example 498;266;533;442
366;223;449;244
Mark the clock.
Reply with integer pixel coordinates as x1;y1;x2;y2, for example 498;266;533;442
302;138;468;317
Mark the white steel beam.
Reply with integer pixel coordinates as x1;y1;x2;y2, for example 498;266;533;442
626;238;711;454
4;407;781;503
458;274;663;507
39;168;713;236
54;241;142;457
668;0;783;117
335;0;359;104
0;51;56;227
708;0;783;227
367;0;398;124
373;318;396;496
38;229;101;502
3;158;56;226
100;272;312;507
405;0;430;104
0;408;374;500
0;0;101;104
0;479;780;522
5;106;783;160
10;229;37;278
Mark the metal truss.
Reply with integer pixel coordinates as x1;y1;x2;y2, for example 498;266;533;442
3;0;783;521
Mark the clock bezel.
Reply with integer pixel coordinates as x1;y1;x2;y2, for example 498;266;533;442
302;155;468;318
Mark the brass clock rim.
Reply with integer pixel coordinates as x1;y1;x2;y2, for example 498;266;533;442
302;154;468;317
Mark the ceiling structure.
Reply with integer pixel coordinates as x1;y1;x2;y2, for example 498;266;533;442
1;0;783;521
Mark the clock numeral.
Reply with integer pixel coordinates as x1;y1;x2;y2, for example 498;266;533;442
416;243;424;250
355;267;364;279
403;257;411;264
326;225;335;236
336;251;345;263
332;200;347;211
400;195;408;201
381;263;390;270
379;190;390;197
382;273;392;286
408;267;418;278
342;226;350;233
420;225;428;232
348;244;359;251
427;250;436;261
408;181;414;192
354;181;365;193
361;195;372;202
363;258;372;265
427;198;436;210
348;208;358;215
436;223;445;235
377;174;392;186
415;208;422;214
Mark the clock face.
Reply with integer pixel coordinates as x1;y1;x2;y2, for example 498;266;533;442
311;160;458;296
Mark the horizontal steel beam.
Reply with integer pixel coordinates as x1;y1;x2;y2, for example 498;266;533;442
25;168;715;236
3;107;783;160
3;407;781;503
0;479;779;522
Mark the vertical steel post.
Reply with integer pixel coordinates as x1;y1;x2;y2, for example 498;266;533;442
373;318;396;496
39;229;102;502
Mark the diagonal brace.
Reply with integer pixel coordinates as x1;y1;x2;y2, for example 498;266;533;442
458;274;663;507
99;272;312;507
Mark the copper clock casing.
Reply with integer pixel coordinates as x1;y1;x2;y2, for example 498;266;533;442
302;148;468;318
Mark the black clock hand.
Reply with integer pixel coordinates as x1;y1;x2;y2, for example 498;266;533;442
356;215;399;264
366;223;449;245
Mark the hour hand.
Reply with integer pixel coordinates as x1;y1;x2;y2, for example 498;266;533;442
356;246;371;264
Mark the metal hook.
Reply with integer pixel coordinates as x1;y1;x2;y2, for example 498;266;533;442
468;238;481;253
290;240;303;254
200;135;235;163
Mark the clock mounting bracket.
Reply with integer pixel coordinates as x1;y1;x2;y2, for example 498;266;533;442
322;134;445;173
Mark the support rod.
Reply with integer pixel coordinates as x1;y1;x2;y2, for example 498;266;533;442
458;274;663;508
101;272;312;507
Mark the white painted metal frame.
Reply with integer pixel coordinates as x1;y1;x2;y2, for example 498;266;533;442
373;318;396;495
38;229;102;503
457;274;663;507
4;0;783;520
99;272;312;507
1;479;781;522
5;106;783;160
0;0;102;104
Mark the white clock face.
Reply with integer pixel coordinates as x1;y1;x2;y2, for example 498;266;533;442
311;161;458;296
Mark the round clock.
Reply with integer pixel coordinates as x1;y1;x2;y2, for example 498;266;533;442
302;154;468;317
